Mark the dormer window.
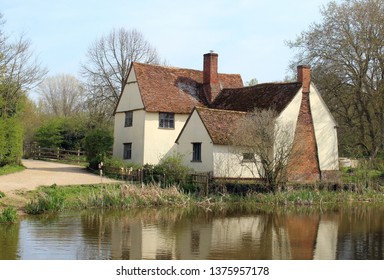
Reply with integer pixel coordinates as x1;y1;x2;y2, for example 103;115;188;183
159;112;174;129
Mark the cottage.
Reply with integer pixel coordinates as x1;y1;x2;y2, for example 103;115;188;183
113;53;242;165
113;52;339;182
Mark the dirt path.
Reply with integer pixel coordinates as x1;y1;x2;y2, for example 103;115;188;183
0;159;120;209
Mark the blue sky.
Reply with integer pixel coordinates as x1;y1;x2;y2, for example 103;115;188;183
2;0;335;90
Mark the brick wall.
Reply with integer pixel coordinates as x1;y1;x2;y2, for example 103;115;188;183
287;90;321;182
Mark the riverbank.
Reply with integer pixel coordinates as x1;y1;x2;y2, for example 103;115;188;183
2;182;384;218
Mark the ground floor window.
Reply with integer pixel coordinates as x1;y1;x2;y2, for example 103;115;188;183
192;142;202;162
123;143;132;159
242;152;255;162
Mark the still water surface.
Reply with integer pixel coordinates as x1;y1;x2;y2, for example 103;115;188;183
1;205;384;260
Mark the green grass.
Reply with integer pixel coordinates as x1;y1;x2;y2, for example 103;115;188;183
0;207;17;223
0;191;5;199
0;164;25;176
22;182;384;215
24;183;191;214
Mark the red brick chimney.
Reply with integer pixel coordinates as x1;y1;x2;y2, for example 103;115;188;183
288;64;321;182
297;65;311;93
203;52;220;103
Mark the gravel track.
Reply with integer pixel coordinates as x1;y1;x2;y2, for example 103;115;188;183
0;159;119;194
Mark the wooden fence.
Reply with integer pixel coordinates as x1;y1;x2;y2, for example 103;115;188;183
25;144;86;164
103;166;145;182
191;173;210;196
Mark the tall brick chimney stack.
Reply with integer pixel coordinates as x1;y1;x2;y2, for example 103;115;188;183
297;65;311;93
288;64;321;182
203;52;220;103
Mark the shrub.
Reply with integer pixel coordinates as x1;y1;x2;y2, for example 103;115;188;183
83;128;113;169
0;116;24;166
34;118;64;148
150;153;192;186
0;190;5;198
103;157;140;169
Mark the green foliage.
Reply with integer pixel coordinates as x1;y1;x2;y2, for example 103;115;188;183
24;190;65;214
150;153;192;186
0;190;5;198
0;164;24;176
0;116;24;166
34;118;63;148
83;128;113;169
0;207;17;223
103;157;140;169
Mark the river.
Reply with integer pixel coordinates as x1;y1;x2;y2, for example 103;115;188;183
1;204;384;260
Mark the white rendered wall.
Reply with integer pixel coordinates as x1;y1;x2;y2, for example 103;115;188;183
176;110;214;173
113;109;146;164
309;85;339;171
143;112;189;165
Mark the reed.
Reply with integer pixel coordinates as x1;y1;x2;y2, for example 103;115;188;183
22;182;384;215
24;192;65;214
0;207;17;223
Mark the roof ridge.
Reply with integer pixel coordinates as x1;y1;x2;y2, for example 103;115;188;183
196;106;247;115
242;81;301;89
132;61;241;76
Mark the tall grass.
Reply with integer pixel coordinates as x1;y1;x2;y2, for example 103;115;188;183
23;177;384;215
0;207;17;223
25;192;65;214
24;184;192;214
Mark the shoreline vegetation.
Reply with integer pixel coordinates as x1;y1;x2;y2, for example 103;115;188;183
1;160;384;222
0;182;383;220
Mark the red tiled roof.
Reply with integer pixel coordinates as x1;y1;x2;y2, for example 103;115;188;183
133;62;243;114
195;107;246;145
211;82;302;113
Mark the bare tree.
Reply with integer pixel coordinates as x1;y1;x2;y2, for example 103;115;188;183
287;0;384;159
0;13;47;118
37;74;85;117
81;28;161;118
231;108;294;188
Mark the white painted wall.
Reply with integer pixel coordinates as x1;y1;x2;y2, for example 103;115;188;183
115;68;144;113
143;112;189;165
213;145;260;178
176;110;214;173
310;84;339;171
113;109;146;164
277;89;302;137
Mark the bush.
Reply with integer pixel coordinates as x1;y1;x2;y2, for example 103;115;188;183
149;153;192;186
0;116;24;166
34;118;64;148
103;157;140;169
83;128;113;169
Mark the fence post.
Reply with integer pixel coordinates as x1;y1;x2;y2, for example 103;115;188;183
57;147;60;159
205;174;209;196
98;162;103;182
38;146;41;159
77;149;80;164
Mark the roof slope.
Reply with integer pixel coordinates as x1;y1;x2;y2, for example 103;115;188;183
195;107;246;145
133;62;243;114
211;82;302;113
